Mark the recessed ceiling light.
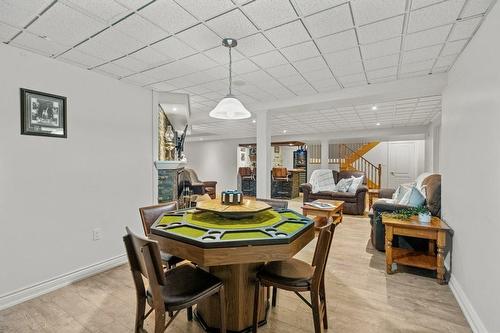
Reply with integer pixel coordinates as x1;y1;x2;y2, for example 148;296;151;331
252;119;256;123
283;130;287;134
376;122;381;126
372;106;378;111
172;107;177;111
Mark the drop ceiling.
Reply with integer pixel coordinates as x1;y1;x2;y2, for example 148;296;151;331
0;0;496;138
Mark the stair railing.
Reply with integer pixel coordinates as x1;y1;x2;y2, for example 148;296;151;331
339;144;382;189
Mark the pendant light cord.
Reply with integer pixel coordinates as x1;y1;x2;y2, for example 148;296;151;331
228;46;232;96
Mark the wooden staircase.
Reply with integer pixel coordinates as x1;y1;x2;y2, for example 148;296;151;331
337;142;382;189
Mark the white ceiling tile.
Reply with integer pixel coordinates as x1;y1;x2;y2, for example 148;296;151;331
152;36;197;59
324;48;363;76
280;41;320;62
63;0;130;23
461;0;494;17
243;0;297;30
304;4;353;38
0;0;51;28
266;63;299;78
404;24;451;50
315;29;358;54
301;69;334;81
0;22;19;42
353;0;407;25
11;31;67;57
357;15;404;44
400;59;434;73
206;9;257;39
148;81;177;91
203;66;229;80
122;72;159;85
111;55;149;72
177;53;218;72
277;74;308;86
114;14;167;44
338;72;367;86
204;47;244;64
265;20;310;48
76;28;144;60
232;59;260;74
28;2;106;46
96;62;134;77
138;0;197;33
402;44;442;64
115;0;150;10
293;0;346;16
440;39;467;56
236;33;274;57
433;54;458;68
129;46;172;65
58;48;105;68
408;0;465;33
175;24;221;51
175;0;235;20
293;56;329;73
251;50;288;68
449;17;482;41
363;53;399;71
367;67;397;80
361;37;401;59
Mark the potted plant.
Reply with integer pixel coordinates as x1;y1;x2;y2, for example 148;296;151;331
382;206;431;223
416;206;432;223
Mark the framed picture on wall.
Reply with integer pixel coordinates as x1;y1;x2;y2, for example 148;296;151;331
20;88;67;138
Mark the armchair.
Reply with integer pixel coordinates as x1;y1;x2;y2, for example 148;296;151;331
179;168;217;199
301;170;368;215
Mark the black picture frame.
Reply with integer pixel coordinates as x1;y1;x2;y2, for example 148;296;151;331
20;88;67;138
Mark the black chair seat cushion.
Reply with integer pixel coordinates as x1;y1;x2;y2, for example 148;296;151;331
147;264;222;310
258;258;314;288
160;251;184;267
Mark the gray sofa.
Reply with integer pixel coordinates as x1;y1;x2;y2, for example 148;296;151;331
301;170;368;215
369;173;441;251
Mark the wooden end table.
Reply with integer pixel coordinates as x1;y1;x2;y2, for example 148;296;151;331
301;200;344;230
382;214;451;284
368;188;380;209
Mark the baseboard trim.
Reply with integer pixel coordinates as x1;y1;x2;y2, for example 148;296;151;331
0;254;127;311
449;274;488;333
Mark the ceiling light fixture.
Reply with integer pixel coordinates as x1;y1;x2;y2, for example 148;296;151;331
372;105;378;110
283;130;287;134
252;119;256;123
209;38;251;120
376;122;381;126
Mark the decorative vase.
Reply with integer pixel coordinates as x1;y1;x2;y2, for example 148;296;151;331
418;212;431;223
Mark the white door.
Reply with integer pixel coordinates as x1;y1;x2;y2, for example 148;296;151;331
388;142;417;188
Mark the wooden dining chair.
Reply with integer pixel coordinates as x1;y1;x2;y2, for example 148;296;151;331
256;198;288;210
252;223;336;333
139;202;184;269
123;227;226;333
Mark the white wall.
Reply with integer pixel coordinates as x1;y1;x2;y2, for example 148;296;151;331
441;3;500;332
184;139;242;192
425;116;441;173
0;44;153;308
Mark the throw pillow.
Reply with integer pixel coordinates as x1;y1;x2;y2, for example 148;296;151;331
398;186;426;207
310;169;336;193
348;175;364;193
393;183;414;202
334;178;353;192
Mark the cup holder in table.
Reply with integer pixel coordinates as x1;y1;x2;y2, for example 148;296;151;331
208;230;222;235
265;228;277;232
202;235;217;241
275;232;287;237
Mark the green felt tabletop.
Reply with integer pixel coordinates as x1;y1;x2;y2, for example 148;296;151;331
168;226;206;238
276;221;305;234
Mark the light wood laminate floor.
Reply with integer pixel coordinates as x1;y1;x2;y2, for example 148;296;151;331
0;201;470;333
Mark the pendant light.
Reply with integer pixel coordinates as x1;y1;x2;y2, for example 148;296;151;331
209;38;251;120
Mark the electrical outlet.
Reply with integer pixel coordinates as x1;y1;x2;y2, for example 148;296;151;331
92;228;102;241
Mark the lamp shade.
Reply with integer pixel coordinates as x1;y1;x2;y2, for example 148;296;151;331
209;95;251;120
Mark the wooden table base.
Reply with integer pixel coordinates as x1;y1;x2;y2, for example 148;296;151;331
195;263;268;332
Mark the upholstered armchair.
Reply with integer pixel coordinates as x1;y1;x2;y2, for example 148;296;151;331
300;170;368;215
179;168;217;199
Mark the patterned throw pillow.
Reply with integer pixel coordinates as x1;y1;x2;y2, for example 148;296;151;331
334;178;353;192
348;175;364;193
398;186;426;207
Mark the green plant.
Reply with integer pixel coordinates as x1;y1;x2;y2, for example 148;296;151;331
383;206;429;220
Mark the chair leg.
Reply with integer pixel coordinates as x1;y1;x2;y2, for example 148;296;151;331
266;286;270;304
219;286;226;333
187;306;193;321
252;281;260;333
134;295;146;333
154;311;166;333
311;291;323;333
320;281;328;329
271;286;277;307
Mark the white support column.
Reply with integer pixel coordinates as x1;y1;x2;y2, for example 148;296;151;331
321;139;329;169
256;110;271;199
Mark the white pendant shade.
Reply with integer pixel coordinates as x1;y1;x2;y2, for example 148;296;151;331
209;95;251;120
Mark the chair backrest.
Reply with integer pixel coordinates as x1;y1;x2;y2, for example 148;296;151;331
186;168;202;183
139;201;178;235
239;167;253;178
311;223;336;289
123;227;166;287
272;167;288;179
256;198;288;209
